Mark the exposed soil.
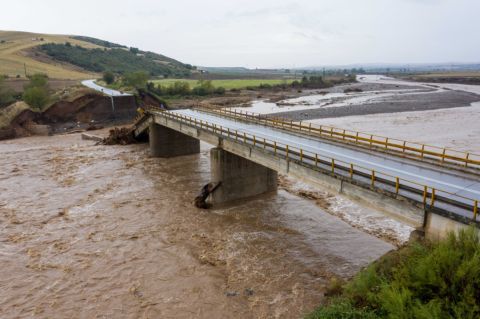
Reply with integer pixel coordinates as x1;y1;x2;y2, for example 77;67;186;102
2;93;137;140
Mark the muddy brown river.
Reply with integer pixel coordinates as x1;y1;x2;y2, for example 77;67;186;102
0;132;394;318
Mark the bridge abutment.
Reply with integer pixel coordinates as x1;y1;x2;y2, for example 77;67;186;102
210;147;277;204
149;123;200;157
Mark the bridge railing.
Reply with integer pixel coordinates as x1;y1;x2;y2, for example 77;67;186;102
197;107;480;169
151;109;479;221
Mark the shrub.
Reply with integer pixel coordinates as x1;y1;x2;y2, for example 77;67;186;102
22;73;50;109
23;86;49;109
306;298;378;319
0;76;16;108
308;228;480;319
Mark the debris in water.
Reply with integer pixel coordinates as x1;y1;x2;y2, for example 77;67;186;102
101;127;137;145
81;133;103;142
194;182;221;209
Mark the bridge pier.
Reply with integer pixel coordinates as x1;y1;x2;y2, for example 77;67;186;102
149;123;200;157
210;147;277;204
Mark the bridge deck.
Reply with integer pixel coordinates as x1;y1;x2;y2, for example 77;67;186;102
141;108;479;220
157;109;480;219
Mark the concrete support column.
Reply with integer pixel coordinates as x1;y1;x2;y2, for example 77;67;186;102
149;123;200;157
210;147;277;204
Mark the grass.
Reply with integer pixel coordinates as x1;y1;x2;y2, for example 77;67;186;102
151;78;294;90
307;228;480;319
0;30;99;80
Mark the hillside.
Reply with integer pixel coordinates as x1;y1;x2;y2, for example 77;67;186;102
0;30;192;79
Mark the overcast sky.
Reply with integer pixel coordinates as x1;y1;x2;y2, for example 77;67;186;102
1;0;479;68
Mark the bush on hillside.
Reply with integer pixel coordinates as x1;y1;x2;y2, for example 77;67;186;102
103;71;115;84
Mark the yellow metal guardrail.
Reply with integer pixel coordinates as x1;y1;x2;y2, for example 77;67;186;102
198;107;480;169
150;109;480;221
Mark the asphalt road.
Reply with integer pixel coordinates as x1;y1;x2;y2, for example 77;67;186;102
81;79;132;97
171;109;480;208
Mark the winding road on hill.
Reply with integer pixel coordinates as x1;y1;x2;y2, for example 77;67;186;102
81;79;132;96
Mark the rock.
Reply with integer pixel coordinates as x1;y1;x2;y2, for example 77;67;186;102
244;288;254;296
225;291;238;297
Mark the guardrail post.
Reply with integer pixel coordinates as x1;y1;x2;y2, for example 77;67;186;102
423;186;427;205
474;201;478;221
235;130;238;141
403;141;407;153
331;159;335;173
342;130;346;140
263;138;266;149
385;137;389;148
309;123;312;132
395;177;400;195
274;142;277;155
370;135;373;146
286;145;289;159
253;136;256;146
371;170;375;187
355;132;359;143
315;154;318;167
300;149;303;162
441;149;446;163
430;188;436;207
466;153;470;167
330;127;334;137
350;164;354;178
243;133;246;143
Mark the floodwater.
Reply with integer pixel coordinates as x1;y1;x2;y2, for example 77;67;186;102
0;133;394;318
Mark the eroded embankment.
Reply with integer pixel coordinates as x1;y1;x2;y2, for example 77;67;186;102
0;133;394;318
0;92;137;140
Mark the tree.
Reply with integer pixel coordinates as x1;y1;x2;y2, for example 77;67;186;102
129;47;140;54
123;71;149;89
23;73;50;109
102;71;115;84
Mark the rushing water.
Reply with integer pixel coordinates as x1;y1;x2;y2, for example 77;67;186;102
0;132;394;318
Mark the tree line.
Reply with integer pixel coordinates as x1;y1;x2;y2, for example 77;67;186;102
40;43;192;78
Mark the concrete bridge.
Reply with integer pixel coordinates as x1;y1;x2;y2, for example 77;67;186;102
134;107;480;239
